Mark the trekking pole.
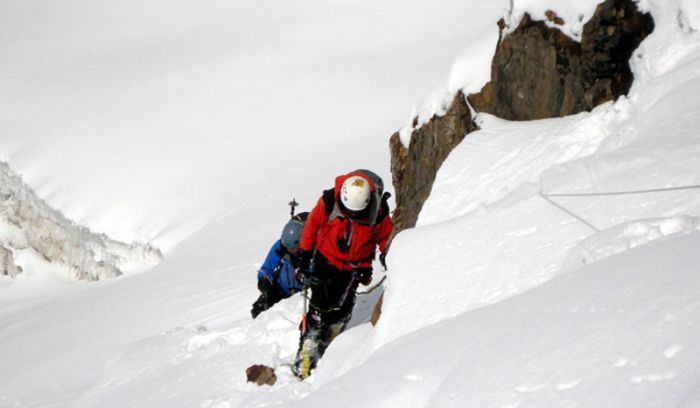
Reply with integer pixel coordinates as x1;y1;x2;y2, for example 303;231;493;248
288;198;299;220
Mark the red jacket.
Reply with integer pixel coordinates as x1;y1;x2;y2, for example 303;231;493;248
300;172;393;271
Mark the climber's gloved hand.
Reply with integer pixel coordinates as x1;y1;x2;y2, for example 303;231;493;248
298;250;312;274
356;267;373;286
297;267;323;288
251;298;266;319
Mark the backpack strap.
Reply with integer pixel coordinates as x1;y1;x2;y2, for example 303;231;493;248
323;188;344;222
375;191;391;224
322;189;334;214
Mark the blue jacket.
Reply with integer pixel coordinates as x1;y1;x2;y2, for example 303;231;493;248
257;240;301;296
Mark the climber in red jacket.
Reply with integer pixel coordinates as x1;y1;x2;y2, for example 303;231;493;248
292;170;393;379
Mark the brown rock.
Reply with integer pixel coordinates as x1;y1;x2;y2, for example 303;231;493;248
469;0;653;120
245;364;276;386
581;0;655;107
371;293;383;326
545;10;565;25
389;91;478;234
468;13;585;120
389;0;653;238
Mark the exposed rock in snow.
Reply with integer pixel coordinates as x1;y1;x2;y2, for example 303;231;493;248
246;364;277;386
469;0;655;120
0;162;162;281
390;0;654;234
389;92;477;234
0;244;22;278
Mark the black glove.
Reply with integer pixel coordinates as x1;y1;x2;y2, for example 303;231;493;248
379;252;387;271
257;276;272;292
296;268;309;288
251;294;267;319
251;277;273;319
296;267;322;288
296;250;313;288
356;267;373;286
297;250;312;273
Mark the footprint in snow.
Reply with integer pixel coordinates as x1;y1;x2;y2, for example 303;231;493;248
630;372;677;384
403;374;423;382
612;358;629;368
556;379;581;390
664;345;682;359
506;227;538;237
514;384;547;393
188;327;247;352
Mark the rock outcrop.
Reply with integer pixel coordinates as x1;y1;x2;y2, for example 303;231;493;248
469;0;655;120
389;91;478;234
0;245;22;278
0;162;162;281
389;0;654;235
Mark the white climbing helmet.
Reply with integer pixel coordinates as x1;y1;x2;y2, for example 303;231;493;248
340;175;371;211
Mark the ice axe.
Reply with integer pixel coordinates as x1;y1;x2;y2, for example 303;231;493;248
288;198;299;220
288;197;309;334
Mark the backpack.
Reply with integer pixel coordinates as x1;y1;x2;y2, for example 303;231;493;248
323;170;391;226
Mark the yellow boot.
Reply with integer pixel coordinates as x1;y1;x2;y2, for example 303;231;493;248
292;338;317;379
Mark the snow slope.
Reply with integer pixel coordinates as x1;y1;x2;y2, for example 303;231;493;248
2;0;700;407
293;231;700;408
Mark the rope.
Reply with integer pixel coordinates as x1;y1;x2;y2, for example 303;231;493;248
538;192;601;232
357;275;387;295
537;183;700;233
544;184;700;197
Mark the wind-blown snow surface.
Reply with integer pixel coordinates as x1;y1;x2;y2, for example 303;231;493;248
2;0;700;407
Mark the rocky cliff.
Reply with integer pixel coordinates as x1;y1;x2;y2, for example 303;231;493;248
470;0;655;120
389;91;478;234
390;0;654;236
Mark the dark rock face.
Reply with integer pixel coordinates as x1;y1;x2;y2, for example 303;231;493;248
388;0;654;235
469;0;654;120
581;0;655;108
469;13;584;120
389;91;477;234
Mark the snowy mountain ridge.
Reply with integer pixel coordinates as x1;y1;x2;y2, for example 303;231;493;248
0;161;161;282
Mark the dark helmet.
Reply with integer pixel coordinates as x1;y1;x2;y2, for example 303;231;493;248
281;212;308;249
